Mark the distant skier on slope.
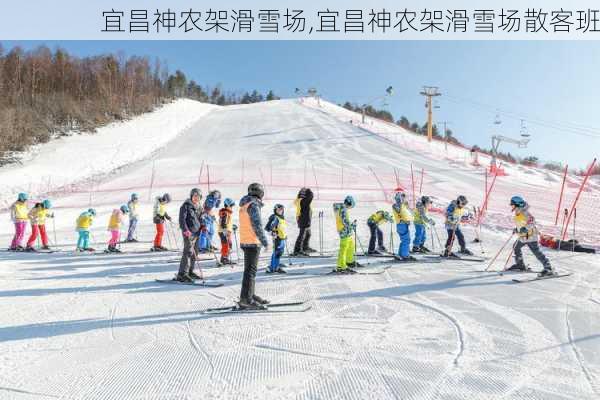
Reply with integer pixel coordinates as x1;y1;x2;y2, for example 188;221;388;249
238;183;270;309
392;191;416;261
152;193;172;251
76;208;96;252
366;210;393;255
9;192;29;251
412;196;436;254
105;205;129;253
25;199;54;251
125;193;140;243
177;188;203;282
333;195;360;273
443;195;473;257
218;198;236;265
507;196;555;277
265;204;288;274
292;187;316;256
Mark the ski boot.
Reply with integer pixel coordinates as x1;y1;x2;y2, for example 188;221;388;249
346;261;364;268
41;245;51;251
459;248;474;256
538;268;555;278
401;255;417;262
507;262;527;272
420;245;431;254
377;246;388;253
16;245;25;252
442;249;458;258
220;256;230;265
367;250;381;255
158;246;169;251
334;267;356;274
25;246;36;252
84;247;95;252
304;247;317;253
278;263;288;268
252;294;270;305
175;274;193;283
275;268;287;274
411;246;422;253
237;298;267;310
189;271;203;280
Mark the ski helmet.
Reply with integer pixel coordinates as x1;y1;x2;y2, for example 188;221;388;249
161;193;171;203
88;208;96;216
190;188;202;200
130;193;139;201
510;195;526;208
298;187;308;199
223;198;235;207
421;196;432;205
42;199;52;209
247;183;265;199
274;203;284;214
17;192;28;202
120;205;129;214
456;195;468;207
344;195;356;208
394;191;406;204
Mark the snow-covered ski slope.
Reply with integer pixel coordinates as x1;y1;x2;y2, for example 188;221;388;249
0;98;599;399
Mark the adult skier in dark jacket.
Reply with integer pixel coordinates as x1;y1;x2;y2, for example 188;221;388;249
293;187;315;255
177;188;203;282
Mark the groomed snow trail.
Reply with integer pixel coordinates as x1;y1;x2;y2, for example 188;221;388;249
0;99;598;399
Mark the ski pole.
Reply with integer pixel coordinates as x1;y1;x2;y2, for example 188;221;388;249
390;223;395;255
233;226;240;263
354;222;372;266
319;211;324;256
446;223;459;255
501;240;518;272
572;208;577;252
474;224;485;254
484;232;515;271
284;238;295;266
52;217;57;247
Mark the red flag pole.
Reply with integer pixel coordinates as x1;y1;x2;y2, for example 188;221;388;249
554;164;568;226
561;158;597;241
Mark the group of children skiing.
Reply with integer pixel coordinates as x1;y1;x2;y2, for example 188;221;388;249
7;183;555;308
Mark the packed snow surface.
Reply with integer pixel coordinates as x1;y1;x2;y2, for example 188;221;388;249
0;99;598;399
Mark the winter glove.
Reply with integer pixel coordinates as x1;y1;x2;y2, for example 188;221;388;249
183;230;192;238
519;227;529;237
429;220;436;226
271;231;278;238
165;215;172;222
232;224;238;231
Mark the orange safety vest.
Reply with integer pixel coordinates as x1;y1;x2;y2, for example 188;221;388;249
239;203;260;246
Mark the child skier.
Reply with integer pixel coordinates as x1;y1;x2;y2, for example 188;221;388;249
25;199;54;251
126;193;139;242
412;196;436;253
293;187;315;256
366;210;393;255
9;192;29;251
198;190;221;253
218;198;236;265
507;196;554;277
76;208;96;252
152;193;172;251
392;191;415;261
333;195;359;273
265;204;288;274
444;195;473;257
106;205;129;253
238;183;270;309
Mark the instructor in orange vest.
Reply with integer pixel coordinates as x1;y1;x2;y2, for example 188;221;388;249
238;183;270;310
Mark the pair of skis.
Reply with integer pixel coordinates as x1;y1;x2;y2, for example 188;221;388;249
204;301;311;315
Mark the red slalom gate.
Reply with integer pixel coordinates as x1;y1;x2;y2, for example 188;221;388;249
561;158;597;241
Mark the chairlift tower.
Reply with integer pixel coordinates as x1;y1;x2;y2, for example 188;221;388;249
490;116;531;169
420;86;441;142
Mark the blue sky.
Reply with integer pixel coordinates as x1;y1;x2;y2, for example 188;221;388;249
3;40;599;168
